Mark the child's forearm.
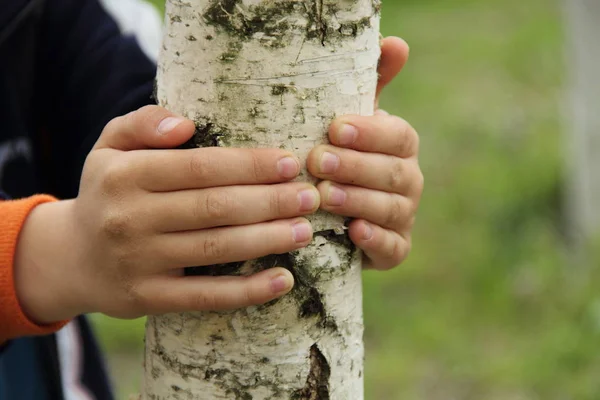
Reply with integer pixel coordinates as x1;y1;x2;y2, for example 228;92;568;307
0;196;71;342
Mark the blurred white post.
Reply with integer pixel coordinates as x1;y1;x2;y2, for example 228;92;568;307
564;0;600;246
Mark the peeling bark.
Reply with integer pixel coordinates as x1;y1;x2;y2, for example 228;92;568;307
142;0;380;398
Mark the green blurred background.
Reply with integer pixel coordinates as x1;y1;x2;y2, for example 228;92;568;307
92;0;600;398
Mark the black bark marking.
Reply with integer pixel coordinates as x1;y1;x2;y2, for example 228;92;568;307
299;286;326;319
202;0;374;48
178;119;232;150
313;229;353;248
185;261;245;276
271;84;289;96
203;0;293;47
204;368;229;380
292;344;331;400
313;0;327;45
187;251;340;331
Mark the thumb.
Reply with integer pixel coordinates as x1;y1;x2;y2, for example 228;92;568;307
93;105;196;151
376;37;409;107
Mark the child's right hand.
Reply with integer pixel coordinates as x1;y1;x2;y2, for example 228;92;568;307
14;106;319;324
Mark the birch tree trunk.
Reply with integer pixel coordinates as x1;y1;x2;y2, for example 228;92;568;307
142;1;381;398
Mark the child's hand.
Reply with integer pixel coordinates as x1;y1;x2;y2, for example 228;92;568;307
307;37;423;270
15;106;321;323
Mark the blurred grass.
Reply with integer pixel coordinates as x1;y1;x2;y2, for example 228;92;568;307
92;0;600;399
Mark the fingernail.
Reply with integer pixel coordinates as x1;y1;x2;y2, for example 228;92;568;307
320;152;339;174
298;189;318;211
327;185;346;206
338;124;358;146
278;157;300;179
271;274;292;294
375;109;389;116
292;222;312;243
157;117;185;135
363;222;374;240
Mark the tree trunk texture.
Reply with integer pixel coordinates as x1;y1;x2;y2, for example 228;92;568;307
142;0;381;398
564;0;600;246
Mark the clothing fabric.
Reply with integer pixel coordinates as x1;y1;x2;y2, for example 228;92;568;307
0;0;157;398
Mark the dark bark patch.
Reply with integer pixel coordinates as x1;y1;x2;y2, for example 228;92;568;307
228;388;254;400
202;0;375;48
219;41;243;63
205;368;229;380
203;0;293;47
313;229;353;248
210;334;225;342
299;286;325;319
178;118;232;149
292;344;331;400
185;261;245;276
271;84;289;96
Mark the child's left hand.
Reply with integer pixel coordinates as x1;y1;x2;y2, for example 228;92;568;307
307;37;423;271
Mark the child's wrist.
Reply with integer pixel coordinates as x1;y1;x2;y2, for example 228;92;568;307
14;200;86;325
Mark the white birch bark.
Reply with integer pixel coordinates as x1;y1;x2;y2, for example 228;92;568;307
142;0;381;398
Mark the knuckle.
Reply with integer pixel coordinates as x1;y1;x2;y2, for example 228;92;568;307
102;115;125;136
395;235;412;264
250;150;266;181
202;190;232;221
101;158;133;197
192;291;218;311
201;234;228;261
404;162;424;199
121;109;138;129
268;188;285;216
390;116;416;156
380;238;406;271
388;159;406;193
240;282;255;306
385;194;408;229
188;151;209;179
102;208;134;242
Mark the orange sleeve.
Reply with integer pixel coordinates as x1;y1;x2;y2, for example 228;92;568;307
0;195;69;342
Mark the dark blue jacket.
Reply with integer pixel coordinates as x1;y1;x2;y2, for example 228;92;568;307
0;0;157;398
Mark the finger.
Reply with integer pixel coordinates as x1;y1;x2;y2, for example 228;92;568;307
348;219;411;271
376;37;410;104
328;114;419;158
307;145;423;195
132;147;301;192
317;181;414;231
136;268;294;314
149;184;320;232
152;218;313;269
94;105;196;151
